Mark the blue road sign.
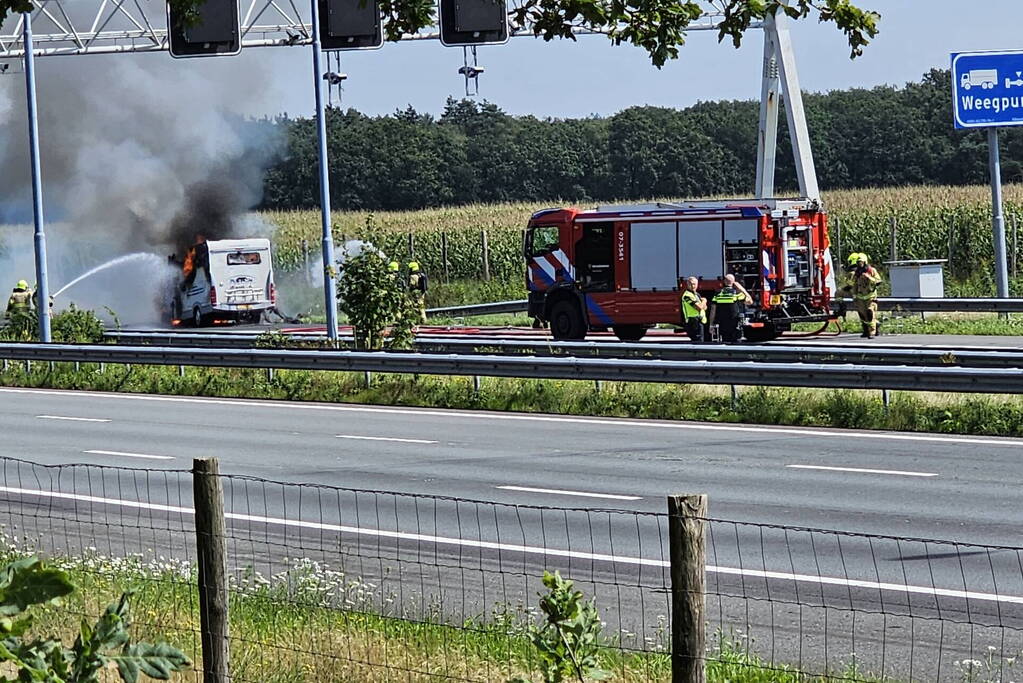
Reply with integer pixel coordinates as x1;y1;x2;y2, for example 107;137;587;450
952;50;1023;129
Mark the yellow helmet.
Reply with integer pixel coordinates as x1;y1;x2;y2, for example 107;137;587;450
15;280;28;290
847;252;868;266
387;261;400;272
408;261;421;272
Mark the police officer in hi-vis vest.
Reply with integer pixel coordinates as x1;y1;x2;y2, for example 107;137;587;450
679;276;707;343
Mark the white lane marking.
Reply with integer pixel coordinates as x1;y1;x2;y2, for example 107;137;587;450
83;450;174;461
336;434;437;444
497;485;641;501
5;387;1022;448
0;483;1018;606
36;415;110;423
787;464;938;478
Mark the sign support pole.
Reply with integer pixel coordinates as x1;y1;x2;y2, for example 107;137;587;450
22;11;51;343
310;0;340;343
988;127;1010;298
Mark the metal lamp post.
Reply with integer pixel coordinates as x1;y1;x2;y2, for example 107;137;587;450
21;10;51;342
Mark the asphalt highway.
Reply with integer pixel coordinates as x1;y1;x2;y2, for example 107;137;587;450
1;385;1022;677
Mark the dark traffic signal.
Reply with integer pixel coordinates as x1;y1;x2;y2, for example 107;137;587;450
168;0;241;58
320;0;383;51
439;0;508;47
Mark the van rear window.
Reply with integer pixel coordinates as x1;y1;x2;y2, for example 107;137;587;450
227;252;262;265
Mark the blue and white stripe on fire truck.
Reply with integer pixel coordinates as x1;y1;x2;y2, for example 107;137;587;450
761;249;777;292
583;295;614;326
528;249;575;291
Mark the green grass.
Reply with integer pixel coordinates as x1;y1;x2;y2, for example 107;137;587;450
879;313;1023;336
0;545;871;683
3;362;1023;438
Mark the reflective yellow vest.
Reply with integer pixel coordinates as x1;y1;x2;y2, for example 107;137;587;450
681;290;706;323
712;287;742;305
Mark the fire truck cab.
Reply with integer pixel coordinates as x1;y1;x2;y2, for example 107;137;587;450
525;198;837;342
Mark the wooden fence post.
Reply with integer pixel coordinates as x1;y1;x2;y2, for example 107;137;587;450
481;229;491;281
668;494;707;683
441;232;450;283
948;220;956;277
889;216;898;263
833;216;841;266
193;457;230;683
408;232;415;260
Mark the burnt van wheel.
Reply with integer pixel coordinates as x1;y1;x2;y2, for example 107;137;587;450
549;300;586;341
612;325;646;342
193;306;208;328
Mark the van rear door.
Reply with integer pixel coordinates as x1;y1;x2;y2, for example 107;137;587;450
211;248;272;308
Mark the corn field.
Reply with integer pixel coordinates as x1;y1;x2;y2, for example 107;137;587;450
267;184;1023;289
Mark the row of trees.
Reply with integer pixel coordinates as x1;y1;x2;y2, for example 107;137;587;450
260;69;1023;212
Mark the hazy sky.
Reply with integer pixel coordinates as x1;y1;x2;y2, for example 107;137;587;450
16;0;1023;120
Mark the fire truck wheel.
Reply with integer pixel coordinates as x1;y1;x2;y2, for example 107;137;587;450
612;325;646;342
742;324;780;343
549;300;586;341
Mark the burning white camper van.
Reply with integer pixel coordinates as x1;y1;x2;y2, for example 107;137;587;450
171;238;275;326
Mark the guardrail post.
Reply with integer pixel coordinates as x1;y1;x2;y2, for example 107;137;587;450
179;365;185;378
669;494;707;683
882;389;890;414
481;230;490;281
364;370;372;388
730;385;738;409
193;457;231;683
472;375;481;393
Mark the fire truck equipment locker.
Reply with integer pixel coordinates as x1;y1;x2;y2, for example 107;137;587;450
678;220;724;280
630;222;678;290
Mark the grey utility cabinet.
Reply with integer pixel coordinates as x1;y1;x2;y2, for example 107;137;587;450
884;259;946;298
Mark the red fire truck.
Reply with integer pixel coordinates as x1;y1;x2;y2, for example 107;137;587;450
524;198;838;342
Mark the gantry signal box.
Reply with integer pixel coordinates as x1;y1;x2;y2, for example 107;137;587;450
168;0;242;58
439;0;508;46
320;0;383;50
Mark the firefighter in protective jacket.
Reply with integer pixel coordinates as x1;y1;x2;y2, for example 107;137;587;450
843;253;882;338
679;277;707;343
5;280;32;321
407;261;428;324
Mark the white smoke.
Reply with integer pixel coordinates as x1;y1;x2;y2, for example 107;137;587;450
0;53;285;325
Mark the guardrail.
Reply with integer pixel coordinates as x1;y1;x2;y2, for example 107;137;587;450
103;331;1023;369
427;297;1023;318
3;343;1023;394
427;300;529;317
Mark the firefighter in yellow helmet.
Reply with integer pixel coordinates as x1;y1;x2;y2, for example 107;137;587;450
407;261;428;324
5;280;33;321
843;252;882;338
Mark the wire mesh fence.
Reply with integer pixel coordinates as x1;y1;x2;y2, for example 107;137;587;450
0;455;1019;681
